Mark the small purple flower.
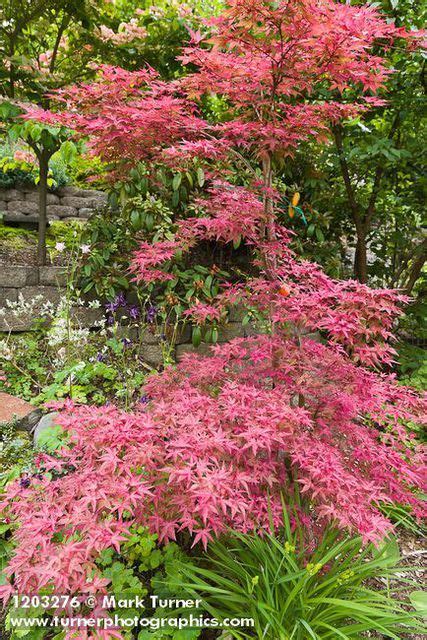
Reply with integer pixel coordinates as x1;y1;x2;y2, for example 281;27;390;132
20;475;31;489
107;315;114;326
139;395;150;405
115;292;127;308
129;305;140;320
146;304;157;324
121;338;132;347
105;300;118;314
96;352;104;362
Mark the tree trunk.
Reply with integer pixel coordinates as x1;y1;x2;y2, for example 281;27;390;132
354;232;368;284
38;150;49;266
261;154;277;276
404;241;427;295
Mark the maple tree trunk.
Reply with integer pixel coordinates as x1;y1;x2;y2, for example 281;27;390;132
261;154;277;276
38;151;49;266
354;231;368;284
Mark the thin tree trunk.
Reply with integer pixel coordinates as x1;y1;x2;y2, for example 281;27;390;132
354;231;368;284
38;150;49;266
404;240;427;295
261;154;277;276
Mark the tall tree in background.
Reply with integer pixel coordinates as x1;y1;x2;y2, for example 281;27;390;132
282;0;426;289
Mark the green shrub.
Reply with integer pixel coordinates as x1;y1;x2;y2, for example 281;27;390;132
397;342;427;393
0;143;70;190
175;508;425;639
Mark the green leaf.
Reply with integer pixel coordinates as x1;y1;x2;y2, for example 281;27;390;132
315;227;324;242
410;591;427;617
172;173;182;191
192;326;202;347
197;167;205;187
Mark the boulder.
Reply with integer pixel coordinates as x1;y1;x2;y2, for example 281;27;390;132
0;392;42;432
79;189;107;200
217;322;257;343
70;306;104;327
32;411;59;445
0;310;50;332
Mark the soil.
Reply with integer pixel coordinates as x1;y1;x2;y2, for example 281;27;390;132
0;231;67;266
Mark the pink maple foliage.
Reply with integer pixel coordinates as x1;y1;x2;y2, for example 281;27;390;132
1;334;425;599
2;0;426;609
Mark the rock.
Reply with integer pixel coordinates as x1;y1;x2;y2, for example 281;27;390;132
0;266;38;288
0;287;18;304
175;343;213;361
25;192;59;204
0;392;42;432
46;204;77;218
3;212;40;223
60;196;91;209
32;411;59;445
141;343;164;367
0;310;50;332
70;306;104;327
7;200;38;214
77;189;107;200
20;286;61;305
1;189;22;201
140;327;164;345
56;186;81;197
39;266;67;287
78;208;93;218
82;197;105;209
217;322;257;343
0;200;7;212
175;324;192;344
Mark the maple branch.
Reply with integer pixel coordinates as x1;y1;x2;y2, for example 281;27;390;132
49;14;71;75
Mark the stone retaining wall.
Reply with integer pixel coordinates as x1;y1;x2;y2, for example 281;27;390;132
0;266;254;366
0;185;107;223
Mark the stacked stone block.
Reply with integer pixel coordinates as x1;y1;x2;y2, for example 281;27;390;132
0;263;255;367
0;185;107;223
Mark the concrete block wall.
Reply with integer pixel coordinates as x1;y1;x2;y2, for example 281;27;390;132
0;266;66;332
0;266;255;366
0;185;107;223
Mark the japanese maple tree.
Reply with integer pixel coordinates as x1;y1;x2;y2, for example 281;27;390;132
1;0;425;607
